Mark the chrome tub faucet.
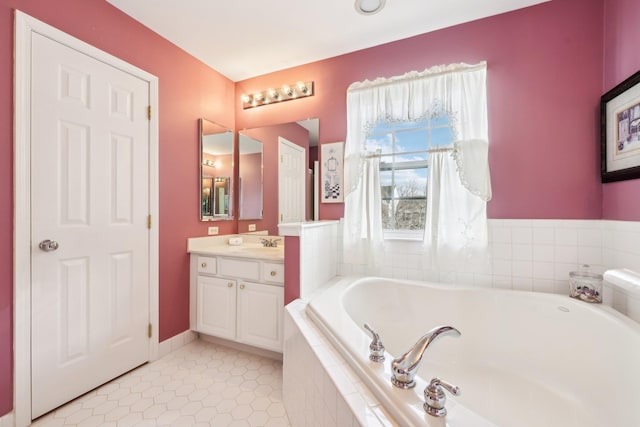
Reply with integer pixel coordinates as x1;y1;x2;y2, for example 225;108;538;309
259;237;281;248
391;326;461;389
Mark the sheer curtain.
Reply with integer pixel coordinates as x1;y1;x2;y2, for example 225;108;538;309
342;154;383;267
343;62;491;270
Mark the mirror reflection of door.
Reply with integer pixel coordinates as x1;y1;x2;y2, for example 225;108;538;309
238;134;263;220
199;118;234;221
201;178;213;217
214;177;230;216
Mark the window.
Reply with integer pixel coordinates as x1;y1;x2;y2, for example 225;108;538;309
365;114;453;239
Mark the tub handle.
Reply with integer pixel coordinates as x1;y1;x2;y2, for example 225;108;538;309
424;377;460;417
363;323;385;362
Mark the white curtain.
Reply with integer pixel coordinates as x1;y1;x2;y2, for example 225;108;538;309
426;147;489;270
343;155;384;269
343;62;491;270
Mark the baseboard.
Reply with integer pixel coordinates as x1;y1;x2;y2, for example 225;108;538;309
157;329;198;359
0;411;14;427
199;334;283;361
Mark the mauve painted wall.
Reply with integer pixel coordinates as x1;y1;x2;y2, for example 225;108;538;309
236;0;605;221
602;0;640;220
238;123;309;235
0;0;235;416
239;153;263;219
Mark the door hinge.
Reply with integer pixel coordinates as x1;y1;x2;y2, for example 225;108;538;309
147;215;152;229
280;214;283;221
148;323;152;338
147;105;152;120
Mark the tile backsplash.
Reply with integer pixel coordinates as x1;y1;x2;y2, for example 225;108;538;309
338;219;640;299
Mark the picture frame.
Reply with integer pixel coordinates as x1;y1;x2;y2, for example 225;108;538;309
321;142;344;203
601;70;640;183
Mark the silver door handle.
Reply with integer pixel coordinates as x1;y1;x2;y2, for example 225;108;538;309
39;239;59;252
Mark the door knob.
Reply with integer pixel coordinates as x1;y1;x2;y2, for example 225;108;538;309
38;239;59;252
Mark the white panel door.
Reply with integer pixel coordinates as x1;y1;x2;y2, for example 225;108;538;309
30;32;150;418
237;281;284;352
278;138;305;223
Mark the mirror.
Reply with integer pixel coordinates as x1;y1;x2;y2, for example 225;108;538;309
239;118;318;235
200;118;234;221
239;135;263;219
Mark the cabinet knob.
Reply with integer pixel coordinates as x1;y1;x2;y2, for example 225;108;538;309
201;262;207;268
270;271;277;277
227;282;233;288
239;284;245;290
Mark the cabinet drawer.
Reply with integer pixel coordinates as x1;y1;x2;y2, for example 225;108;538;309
263;262;284;284
219;258;260;281
197;256;217;275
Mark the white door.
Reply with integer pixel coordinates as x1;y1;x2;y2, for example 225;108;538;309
30;32;151;418
278;138;306;223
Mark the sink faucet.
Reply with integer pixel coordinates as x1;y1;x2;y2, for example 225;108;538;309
259;238;281;248
391;326;461;389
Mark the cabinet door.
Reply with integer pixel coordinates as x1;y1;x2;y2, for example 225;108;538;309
197;276;236;339
237;281;284;352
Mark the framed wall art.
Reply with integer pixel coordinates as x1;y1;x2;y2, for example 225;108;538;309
321;142;344;203
601;70;640;183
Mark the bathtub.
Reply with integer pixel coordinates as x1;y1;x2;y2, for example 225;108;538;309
306;276;640;427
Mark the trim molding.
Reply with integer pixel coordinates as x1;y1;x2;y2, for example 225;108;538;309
13;10;159;426
0;412;14;427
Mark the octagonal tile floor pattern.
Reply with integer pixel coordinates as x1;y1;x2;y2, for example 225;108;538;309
31;339;290;426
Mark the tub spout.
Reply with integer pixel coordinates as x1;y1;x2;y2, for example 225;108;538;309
391;326;461;389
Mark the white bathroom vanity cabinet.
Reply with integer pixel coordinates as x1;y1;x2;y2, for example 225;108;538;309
188;236;285;353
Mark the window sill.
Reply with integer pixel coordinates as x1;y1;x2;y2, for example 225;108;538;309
383;230;424;241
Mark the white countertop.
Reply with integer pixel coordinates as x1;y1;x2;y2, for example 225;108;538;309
187;234;284;261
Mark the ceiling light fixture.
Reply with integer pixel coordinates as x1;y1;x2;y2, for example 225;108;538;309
241;81;314;109
355;0;386;15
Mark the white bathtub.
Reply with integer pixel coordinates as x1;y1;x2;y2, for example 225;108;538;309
306;276;640;427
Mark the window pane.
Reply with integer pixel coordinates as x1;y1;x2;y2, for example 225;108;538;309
365;133;393;154
394;199;426;230
395;129;428;152
393;152;428;164
393;169;427;197
380;170;394;191
430;126;454;146
430;114;450;128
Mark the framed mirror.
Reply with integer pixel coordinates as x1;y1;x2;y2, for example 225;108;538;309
238;134;263;219
239;118;318;235
200;118;234;221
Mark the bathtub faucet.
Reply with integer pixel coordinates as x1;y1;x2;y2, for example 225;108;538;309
259;238;281;248
391;326;461;389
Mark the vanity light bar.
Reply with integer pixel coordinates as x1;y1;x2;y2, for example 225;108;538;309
241;81;314;109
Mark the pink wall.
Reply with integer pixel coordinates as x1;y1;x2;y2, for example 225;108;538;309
0;0;235;415
239;123;310;235
239;153;263;219
236;0;605;221
602;0;640;220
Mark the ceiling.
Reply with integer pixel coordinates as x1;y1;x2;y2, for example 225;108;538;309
106;0;549;82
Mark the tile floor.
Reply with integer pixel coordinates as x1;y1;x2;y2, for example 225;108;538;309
31;339;291;427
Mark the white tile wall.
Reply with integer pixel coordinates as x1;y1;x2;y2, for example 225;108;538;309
336;219;640;318
286;219;640;427
283;300;398;427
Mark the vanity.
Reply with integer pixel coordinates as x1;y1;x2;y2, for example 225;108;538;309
188;235;285;353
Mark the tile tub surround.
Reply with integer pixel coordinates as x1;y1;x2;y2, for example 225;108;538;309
31;339;290;427
336;219;640;319
284;299;397;427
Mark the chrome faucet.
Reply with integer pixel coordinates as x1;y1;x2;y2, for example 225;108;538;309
259;238;281;248
391;326;461;389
